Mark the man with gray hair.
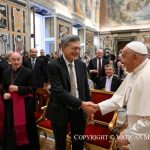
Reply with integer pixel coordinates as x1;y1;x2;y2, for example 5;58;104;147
87;48;109;86
91;41;150;150
97;64;121;92
2;52;39;150
46;34;95;150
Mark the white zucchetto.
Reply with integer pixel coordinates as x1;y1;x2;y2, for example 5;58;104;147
126;41;148;54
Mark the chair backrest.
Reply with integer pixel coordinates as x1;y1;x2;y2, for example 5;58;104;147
35;88;50;113
91;89;114;124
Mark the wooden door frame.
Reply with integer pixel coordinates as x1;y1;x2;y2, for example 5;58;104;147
114;37;136;54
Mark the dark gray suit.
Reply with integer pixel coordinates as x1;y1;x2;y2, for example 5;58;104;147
46;56;90;150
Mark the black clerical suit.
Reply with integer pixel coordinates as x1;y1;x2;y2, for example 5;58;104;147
46;56;90;150
97;75;121;92
2;66;39;150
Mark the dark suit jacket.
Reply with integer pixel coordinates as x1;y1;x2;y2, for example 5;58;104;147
46;56;90;127
2;66;39;149
23;57;48;88
87;57;109;84
0;59;9;84
38;56;49;65
97;75;121;92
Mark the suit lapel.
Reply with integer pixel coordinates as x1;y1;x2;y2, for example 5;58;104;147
28;58;32;69
104;77;107;88
59;57;70;83
111;75;114;91
74;60;81;90
34;58;38;70
102;59;105;68
93;58;97;68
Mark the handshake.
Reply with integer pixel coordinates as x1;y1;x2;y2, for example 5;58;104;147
81;101;100;115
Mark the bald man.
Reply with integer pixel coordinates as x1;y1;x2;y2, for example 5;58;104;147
2;52;39;150
23;48;48;89
91;41;150;150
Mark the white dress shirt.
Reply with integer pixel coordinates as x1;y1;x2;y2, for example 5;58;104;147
105;76;113;92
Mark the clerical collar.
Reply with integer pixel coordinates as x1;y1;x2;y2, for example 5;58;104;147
63;54;75;67
12;66;23;73
133;58;149;74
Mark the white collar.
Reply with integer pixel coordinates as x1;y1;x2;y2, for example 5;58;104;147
133;58;148;74
63;54;75;67
106;75;113;79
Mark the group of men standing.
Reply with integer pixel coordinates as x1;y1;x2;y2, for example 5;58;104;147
87;48;122;92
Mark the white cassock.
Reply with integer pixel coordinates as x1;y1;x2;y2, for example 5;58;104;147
98;59;150;150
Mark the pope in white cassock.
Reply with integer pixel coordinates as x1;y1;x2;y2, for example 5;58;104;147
93;41;150;150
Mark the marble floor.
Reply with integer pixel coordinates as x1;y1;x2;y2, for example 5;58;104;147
39;137;129;150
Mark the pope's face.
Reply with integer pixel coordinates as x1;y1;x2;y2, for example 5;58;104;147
121;47;135;73
63;41;80;62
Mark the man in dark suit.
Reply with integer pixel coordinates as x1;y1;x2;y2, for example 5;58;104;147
46;35;96;150
2;52;39;150
23;48;48;89
87;49;109;86
97;64;121;92
38;49;49;65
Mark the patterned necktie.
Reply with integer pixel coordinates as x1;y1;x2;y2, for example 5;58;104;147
32;58;35;70
68;63;76;97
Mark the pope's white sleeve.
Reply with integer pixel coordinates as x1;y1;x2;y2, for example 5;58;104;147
98;98;119;115
125;117;150;146
97;74;129;115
